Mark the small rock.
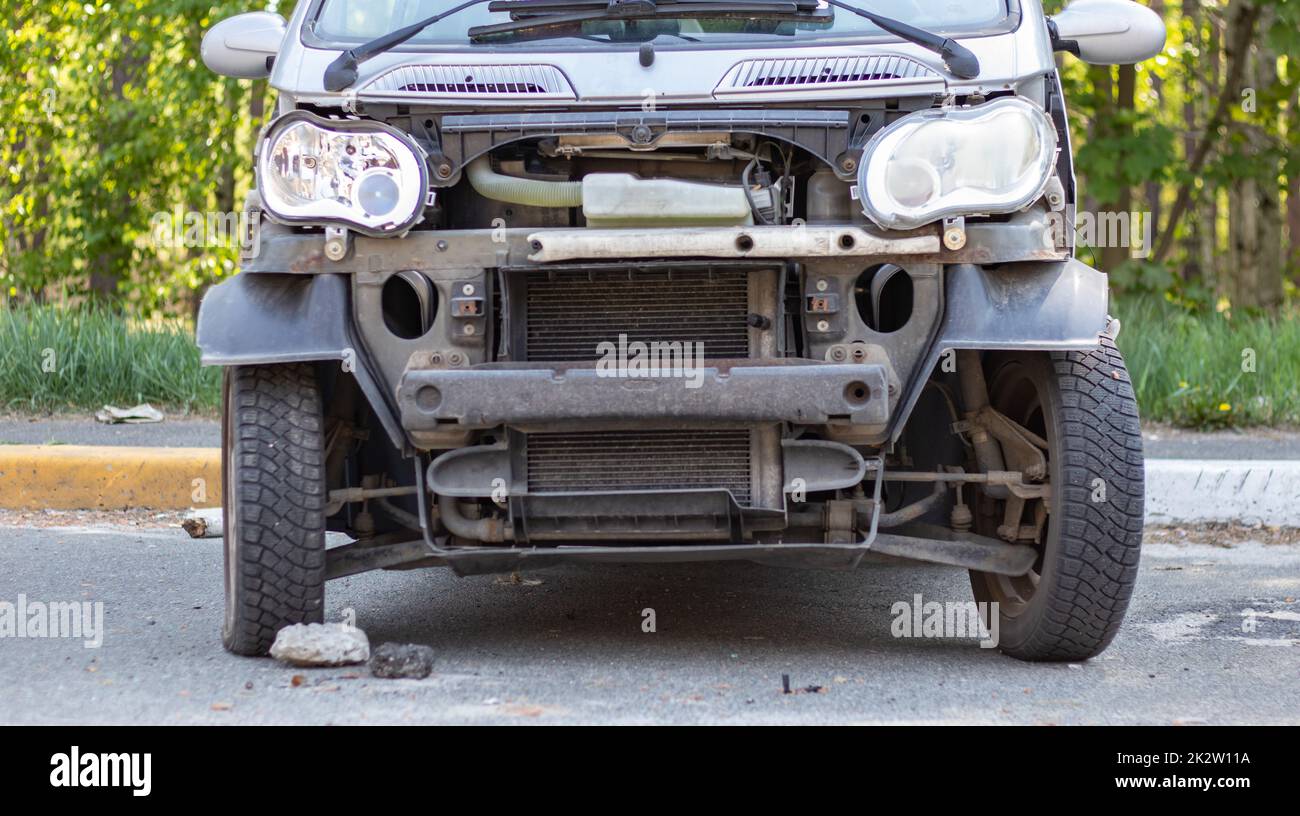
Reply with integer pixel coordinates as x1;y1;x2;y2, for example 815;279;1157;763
369;642;436;679
270;623;370;667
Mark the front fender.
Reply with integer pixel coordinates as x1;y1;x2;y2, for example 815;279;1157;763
938;259;1109;353
889;259;1110;442
197;273;353;367
197;273;409;451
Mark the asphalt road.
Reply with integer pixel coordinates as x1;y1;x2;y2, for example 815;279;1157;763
0;523;1296;724
5;417;1300;459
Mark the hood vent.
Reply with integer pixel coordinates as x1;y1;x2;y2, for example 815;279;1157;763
716;55;943;96
360;63;577;101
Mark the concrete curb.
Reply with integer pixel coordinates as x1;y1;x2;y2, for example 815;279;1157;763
0;445;221;510
1143;459;1300;526
0;446;1294;525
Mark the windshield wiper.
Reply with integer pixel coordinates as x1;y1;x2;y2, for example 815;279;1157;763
822;0;979;79
470;0;978;79
468;0;828;40
324;0;980;91
496;0;823;14
323;0;497;91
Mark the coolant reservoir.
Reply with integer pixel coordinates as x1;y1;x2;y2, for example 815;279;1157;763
581;174;754;227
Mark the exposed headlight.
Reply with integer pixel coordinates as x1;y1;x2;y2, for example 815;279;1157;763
857;97;1058;231
257;112;427;236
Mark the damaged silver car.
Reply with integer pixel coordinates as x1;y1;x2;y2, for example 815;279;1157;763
198;0;1165;660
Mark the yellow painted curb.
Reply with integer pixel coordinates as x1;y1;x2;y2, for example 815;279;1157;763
0;445;221;510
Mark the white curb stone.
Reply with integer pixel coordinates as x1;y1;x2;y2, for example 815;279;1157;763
1144;459;1300;526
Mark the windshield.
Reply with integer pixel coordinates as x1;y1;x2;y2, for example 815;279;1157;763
310;0;1012;47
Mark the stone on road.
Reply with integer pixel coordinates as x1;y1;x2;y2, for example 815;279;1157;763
0;523;1296;724
270;623;370;667
369;642;436;679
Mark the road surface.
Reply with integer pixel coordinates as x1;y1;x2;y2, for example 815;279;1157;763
0;522;1296;724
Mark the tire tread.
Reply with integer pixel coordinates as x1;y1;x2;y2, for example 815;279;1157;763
1008;335;1145;661
223;365;326;656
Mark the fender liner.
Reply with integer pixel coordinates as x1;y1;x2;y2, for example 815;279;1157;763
196;273;407;451
888;259;1110;443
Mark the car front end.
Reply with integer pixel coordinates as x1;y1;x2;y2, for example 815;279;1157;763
200;0;1165;661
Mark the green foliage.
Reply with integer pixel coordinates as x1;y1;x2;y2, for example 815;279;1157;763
1115;295;1300;428
0;304;220;413
0;1;279;314
1074;116;1176;205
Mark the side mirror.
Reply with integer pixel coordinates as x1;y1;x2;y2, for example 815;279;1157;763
1050;0;1166;65
201;12;287;79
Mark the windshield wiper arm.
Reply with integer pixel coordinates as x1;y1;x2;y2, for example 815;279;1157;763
823;0;979;79
323;0;497;91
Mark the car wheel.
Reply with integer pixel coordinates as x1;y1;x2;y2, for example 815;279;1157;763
221;364;327;656
969;336;1145;662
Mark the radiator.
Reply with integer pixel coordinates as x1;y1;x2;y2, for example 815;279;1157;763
526;430;753;506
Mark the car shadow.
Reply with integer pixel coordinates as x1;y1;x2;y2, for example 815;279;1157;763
331;557;1001;659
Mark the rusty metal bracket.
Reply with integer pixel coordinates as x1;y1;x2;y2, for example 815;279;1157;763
953;406;1049;482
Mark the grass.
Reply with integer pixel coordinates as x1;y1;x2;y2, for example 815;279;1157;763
1114;295;1300;429
1;297;1296;429
0;304;220;414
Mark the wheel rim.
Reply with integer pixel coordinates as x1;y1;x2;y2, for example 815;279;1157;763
978;359;1053;619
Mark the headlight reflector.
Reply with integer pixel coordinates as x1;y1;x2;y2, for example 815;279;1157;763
257;112;427;235
857;97;1058;230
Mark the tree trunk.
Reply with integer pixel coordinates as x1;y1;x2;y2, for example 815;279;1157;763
1144;0;1165;250
1102;64;1136;273
1153;1;1259;266
88;33;145;301
1225;1;1256;307
1179;0;1203;281
1224;1;1282;312
1252;11;1284;311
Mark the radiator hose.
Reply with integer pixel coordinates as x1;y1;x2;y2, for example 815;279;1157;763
465;156;583;209
438;493;514;543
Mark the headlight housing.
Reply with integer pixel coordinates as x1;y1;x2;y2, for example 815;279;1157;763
257;111;427;236
857;97;1058;231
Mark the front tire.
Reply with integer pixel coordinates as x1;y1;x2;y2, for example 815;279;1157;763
221;365;327;656
970;336;1145;662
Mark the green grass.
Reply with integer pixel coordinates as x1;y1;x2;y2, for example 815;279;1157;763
1;298;1296;428
1114;295;1300;429
0;304;220;414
